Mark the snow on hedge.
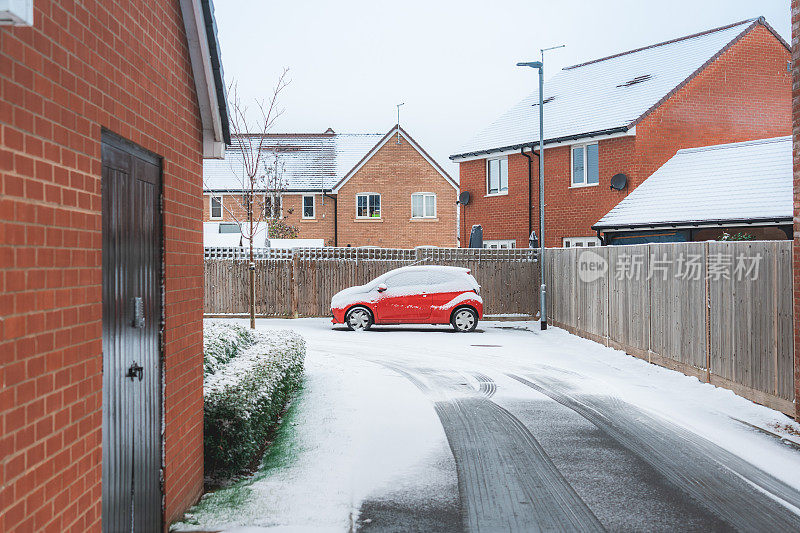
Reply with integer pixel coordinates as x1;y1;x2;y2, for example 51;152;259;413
203;321;305;480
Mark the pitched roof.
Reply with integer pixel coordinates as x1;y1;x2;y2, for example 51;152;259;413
204;126;457;192
203;132;384;192
451;18;786;160
593;136;792;230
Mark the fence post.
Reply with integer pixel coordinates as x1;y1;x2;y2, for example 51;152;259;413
704;241;711;384
291;251;299;318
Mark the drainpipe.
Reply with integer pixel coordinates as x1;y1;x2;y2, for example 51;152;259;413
520;146;540;244
323;191;338;246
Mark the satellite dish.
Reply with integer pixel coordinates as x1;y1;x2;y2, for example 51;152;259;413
458;191;471;205
610;173;628;191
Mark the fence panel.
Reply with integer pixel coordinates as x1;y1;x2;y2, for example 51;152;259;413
204;247;540;318
547;241;794;416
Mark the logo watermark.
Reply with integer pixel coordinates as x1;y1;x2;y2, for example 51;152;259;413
577;251;763;282
577;251;608;283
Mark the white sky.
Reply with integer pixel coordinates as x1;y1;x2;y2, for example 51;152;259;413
213;0;790;177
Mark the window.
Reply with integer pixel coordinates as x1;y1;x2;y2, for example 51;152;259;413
302;195;315;219
563;237;601;248
356;193;381;218
571;143;599;186
210;195;223;219
411;193;436;218
483;239;516;249
384;270;429;288
487;157;508;194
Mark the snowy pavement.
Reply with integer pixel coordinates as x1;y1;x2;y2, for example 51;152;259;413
174;318;800;532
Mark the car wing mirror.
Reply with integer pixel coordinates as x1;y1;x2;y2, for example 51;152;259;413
376;283;388;293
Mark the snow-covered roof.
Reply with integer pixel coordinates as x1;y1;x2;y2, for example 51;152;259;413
451;18;786;160
593;136;792;230
204;132;384;192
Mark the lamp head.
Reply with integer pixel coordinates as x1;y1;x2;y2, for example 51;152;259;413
517;61;543;69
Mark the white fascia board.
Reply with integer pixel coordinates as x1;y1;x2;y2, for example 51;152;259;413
450;127;636;163
598;219;790;233
179;0;225;159
0;0;33;26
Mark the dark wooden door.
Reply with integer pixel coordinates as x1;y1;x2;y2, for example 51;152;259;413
101;131;162;532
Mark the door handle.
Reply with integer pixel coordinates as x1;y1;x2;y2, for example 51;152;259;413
126;362;144;381
132;297;145;328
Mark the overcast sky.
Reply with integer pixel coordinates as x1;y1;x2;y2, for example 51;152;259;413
214;0;790;177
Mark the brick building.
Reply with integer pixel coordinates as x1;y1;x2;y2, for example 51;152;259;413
203;125;459;248
452;18;791;249
792;0;800;421
1;0;229;531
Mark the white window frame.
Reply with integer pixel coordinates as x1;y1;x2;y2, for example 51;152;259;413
482;239;516;249
356;193;381;219
411;192;436;219
210;195;223;220
570;142;600;187
302;194;315;219
563;236;601;248
486;156;509;196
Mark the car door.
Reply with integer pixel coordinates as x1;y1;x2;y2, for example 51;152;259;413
424;271;463;322
377;271;429;322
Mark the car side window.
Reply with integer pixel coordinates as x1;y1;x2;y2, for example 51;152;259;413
384;271;429;289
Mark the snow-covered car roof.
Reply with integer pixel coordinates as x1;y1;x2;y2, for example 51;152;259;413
451;18;786;160
593;136;792;230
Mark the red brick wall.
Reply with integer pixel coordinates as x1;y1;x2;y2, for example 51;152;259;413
1;1;207;530
792;0;800;421
459;22;791;248
337;133;458;248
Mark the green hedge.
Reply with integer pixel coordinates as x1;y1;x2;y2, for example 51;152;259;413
203;321;305;480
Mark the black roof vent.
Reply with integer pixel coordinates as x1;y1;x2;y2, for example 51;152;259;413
532;96;556;107
617;74;652;88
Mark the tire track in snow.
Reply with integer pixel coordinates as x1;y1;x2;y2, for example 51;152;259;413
508;373;800;531
469;372;496;398
378;362;604;532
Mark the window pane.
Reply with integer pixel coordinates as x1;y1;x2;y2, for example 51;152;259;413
412;195;423;217
572;147;584;185
488;160;499;193
357;195;367;217
369;194;380;217
586;144;599;185
211;196;222;218
500;159;508;191
303;196;314;217
424;195;435;217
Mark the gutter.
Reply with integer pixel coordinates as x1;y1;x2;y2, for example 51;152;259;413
323;191;338;246
592;216;792;232
450;126;629;161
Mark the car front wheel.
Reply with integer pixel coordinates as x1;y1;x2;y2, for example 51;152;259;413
451;307;478;332
345;306;373;331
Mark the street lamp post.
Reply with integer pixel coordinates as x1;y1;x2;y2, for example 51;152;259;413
518;47;559;331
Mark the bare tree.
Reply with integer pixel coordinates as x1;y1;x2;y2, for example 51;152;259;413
207;69;291;329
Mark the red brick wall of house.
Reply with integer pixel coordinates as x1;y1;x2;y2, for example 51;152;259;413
459;22;791;248
792;0;800;421
1;1;207;530
337;133;458;248
203;193;337;245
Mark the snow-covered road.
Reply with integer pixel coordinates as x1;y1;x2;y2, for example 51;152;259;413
175;318;800;532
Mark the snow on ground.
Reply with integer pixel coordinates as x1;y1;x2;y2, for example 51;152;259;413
174;318;800;532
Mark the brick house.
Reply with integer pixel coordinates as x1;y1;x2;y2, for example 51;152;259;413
451;18;791;249
1;0;229;531
203;125;459;248
791;0;800;421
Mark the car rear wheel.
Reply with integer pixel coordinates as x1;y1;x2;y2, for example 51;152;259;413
345;306;373;331
452;307;478;332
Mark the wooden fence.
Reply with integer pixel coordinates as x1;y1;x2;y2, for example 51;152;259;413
545;241;795;416
204;246;540;318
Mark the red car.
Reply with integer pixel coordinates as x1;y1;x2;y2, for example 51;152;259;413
330;265;484;332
